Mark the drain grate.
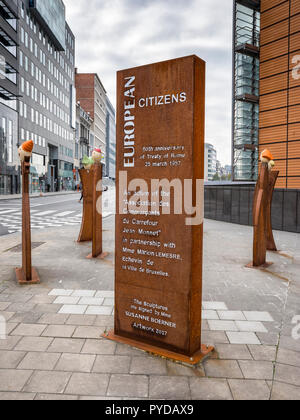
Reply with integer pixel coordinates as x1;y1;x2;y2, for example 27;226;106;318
5;242;46;253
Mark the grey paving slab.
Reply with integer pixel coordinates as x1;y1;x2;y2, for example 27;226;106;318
0;350;26;369
130;356;167;375
0;392;36;400
93;355;130;374
166;360;205;377
202;331;229;345
208;320;238;332
0;336;22;351
47;338;85;354
93;315;114;327
214;344;252;360
37;313;69;325
24;370;72;394
35;394;78;400
0;369;33;392
274;363;300;387
14;336;53;352
149;376;190;400
33;304;63;314
226;332;261;345
107;374;148;398
42;325;76;338
190;378;233;400
248;345;277;361
11;324;47;337
55;353;96;373
73;326;105;339
276;348;300;368
204;359;243;379
218;311;246;321
17;352;60;371
81;339;116;355
238;360;274;380
65;373;109;396
271;381;300;400
228;379;270;400
66;315;96;326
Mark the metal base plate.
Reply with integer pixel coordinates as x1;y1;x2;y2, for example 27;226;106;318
15;267;40;285
86;252;109;260
245;262;273;269
102;330;214;366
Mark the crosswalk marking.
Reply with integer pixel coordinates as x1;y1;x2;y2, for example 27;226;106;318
35;210;57;216
0;209;19;215
55;211;76;217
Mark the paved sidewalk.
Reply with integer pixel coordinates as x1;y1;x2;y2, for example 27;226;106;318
0;218;299;400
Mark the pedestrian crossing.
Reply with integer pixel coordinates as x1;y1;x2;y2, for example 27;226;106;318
0;208;113;235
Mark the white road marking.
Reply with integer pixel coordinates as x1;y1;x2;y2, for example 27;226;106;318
55;211;76;217
35;210;57;216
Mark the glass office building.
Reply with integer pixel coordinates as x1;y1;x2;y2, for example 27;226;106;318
232;0;260;181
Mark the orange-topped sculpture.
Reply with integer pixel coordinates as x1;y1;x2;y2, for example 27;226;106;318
247;148;279;268
15;140;40;284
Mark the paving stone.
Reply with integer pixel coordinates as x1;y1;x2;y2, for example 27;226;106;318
95;291;114;298
38;313;69;325
149;376;190;399
59;305;87;315
226;332;261;345
11;324;47;337
278;335;300;352
0;369;33;392
65;373;109;396
47;338;85;354
7;303;36;313
228;379;270;400
274;363;300;386
203;302;228;310
166;360;205;377
4;294;33;303
55;353;96;373
29;295;56;304
6;323;19;335
1;312;16;321
71;290;96;297
248;345;277;361
271;381;300;400
0;302;10;311
277;348;300;368
0;350;26;369
24;371;71;394
130;356;167;375
79;396;117;400
0;336;22;350
35;394;78;401
204;359;243;379
18;352;60;371
53;297;80;305
115;343;145;357
15;336;53;352
190;378;233;400
93;315;114;327
256;332;279;346
202;331;229;344
86;306;112;315
0;392;35;400
48;289;73;296
78;297;104;306
42;325;76;338
93;355;130;374
217;311;246;321
33;304;62;314
214;344;252;360
238;360;274;380
103;298;114;306
208;320;238;332
108;374;148;398
81;339;116;355
73;326;105;339
9;312;42;324
235;321;268;333
66;315;96;326
243;312;274;322
202;310;219;320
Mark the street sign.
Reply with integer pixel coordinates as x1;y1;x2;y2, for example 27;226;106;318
105;56;212;363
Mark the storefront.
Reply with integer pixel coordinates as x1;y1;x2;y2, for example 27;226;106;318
29;153;46;194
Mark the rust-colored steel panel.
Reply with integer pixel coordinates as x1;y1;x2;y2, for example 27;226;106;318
91;163;103;258
112;56;209;358
78;169;93;242
266;171;279;251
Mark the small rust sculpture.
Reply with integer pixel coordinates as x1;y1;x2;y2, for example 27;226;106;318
15;140;40;284
78;151;107;259
248;149;279;268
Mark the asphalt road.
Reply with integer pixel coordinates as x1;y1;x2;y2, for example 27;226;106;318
0;187;116;237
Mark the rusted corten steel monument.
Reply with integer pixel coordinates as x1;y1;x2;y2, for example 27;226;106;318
249;149;279;268
103;55;213;365
78;163;105;259
15;141;40;285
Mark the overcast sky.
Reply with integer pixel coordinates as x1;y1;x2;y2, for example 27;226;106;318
64;0;233;166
